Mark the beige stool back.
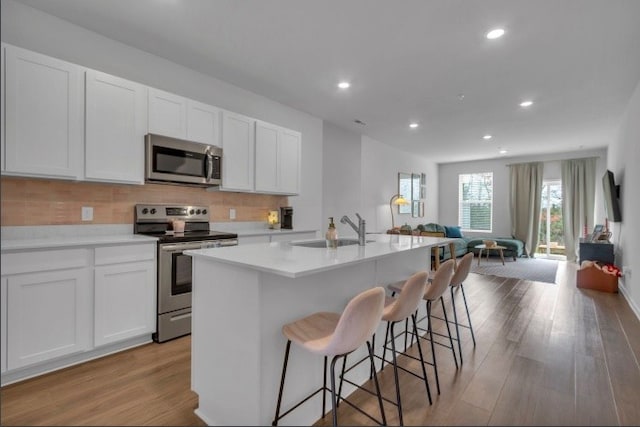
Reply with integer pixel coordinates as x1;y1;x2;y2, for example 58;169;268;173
423;259;455;301
383;271;428;323
323;287;385;357
450;252;474;287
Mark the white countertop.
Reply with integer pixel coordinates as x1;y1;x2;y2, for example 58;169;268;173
186;233;455;278
1;234;158;252
229;228;317;237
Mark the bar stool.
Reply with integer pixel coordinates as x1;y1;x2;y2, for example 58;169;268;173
388;259;456;394
339;271;432;426
272;287;387;427
444;252;476;364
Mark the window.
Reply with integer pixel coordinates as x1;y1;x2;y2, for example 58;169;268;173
458;172;493;232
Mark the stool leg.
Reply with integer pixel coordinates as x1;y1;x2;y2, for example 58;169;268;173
329;355;342;427
440;296;459;369
426;300;440;395
369;333;376;380
412;313;432;405
461;284;476;346
367;340;387;426
336;354;348;409
322;356;327;417
450;286;463;364
272;340;292;426
381;321;391;371
389;322;404;426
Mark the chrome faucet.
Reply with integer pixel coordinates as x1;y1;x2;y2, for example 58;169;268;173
340;213;366;245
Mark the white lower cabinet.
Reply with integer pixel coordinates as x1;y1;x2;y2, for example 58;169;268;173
1;242;156;383
94;261;155;347
6;268;92;370
1;277;7;374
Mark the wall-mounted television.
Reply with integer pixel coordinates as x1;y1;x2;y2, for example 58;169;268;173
602;169;622;222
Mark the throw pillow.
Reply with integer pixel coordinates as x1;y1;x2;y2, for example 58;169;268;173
444;225;463;238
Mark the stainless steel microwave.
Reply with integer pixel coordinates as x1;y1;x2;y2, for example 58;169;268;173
145;134;222;187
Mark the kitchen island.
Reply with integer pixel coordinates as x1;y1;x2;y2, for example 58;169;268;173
186;233;454;426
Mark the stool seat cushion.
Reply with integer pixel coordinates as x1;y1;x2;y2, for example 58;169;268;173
282;287;385;357
283;312;341;354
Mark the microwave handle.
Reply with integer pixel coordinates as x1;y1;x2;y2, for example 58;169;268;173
205;149;213;182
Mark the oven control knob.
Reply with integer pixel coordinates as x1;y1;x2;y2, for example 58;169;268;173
202;209;207;214
142;208;148;214
196;209;201;214
190;209;195;215
150;208;156;214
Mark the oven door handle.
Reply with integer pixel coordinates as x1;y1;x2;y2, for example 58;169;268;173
160;242;205;252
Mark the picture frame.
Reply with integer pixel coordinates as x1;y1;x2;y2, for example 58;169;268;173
590;224;604;242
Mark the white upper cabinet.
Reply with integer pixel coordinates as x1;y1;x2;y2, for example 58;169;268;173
4;45;84;179
148;88;187;139
278;127;301;194
1;45;6;172
255;121;301;195
220;110;255;192
187;100;220;147
85;70;148;184
254;121;280;193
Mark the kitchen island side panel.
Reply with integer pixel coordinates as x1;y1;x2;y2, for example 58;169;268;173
191;246;432;426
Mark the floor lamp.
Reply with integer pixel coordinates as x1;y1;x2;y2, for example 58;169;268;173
389;194;409;229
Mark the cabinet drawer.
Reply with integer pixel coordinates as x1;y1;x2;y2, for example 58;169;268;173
95;244;155;265
1;248;90;276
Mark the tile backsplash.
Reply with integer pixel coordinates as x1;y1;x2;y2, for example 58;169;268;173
1;177;288;226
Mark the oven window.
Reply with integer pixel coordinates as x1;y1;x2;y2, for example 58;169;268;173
154;146;206;177
172;252;193;295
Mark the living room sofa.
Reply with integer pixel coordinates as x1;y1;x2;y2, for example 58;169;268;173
415;223;525;261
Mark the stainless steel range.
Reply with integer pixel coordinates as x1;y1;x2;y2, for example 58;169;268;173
134;204;238;342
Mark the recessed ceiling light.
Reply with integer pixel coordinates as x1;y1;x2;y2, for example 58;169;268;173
520;100;534;107
499;149;508;154
409;122;419;129
483;134;492;140
486;28;505;39
337;81;350;89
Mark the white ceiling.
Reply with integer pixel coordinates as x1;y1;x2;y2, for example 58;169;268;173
16;0;640;163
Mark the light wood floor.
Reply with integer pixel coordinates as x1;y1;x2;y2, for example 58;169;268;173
2;261;639;426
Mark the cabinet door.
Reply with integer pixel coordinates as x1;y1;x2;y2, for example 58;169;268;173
254;121;280;193
220;110;255;191
7;268;91;370
1;44;5;172
148;88;187;139
187;100;220;147
85;70;147;184
1;277;7;374
279;128;301;195
4;45;83;179
94;261;155;347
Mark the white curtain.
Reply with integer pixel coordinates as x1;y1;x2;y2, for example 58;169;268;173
509;162;544;257
561;158;597;262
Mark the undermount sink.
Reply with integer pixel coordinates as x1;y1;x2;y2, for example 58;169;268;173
290;238;374;248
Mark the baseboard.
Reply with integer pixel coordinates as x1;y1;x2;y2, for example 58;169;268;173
618;278;640;321
1;335;152;386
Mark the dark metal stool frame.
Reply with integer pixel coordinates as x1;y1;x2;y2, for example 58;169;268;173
391;294;459;395
272;339;387;426
337;313;433;426
428;283;476;364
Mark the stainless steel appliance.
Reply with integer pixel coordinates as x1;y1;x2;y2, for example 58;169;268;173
145;133;222;187
134;204;237;342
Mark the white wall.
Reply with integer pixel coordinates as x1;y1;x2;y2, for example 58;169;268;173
1;0;323;232
322;123;362;237
608;80;640;317
321;125;439;237
361;136;438;233
438;148;608;238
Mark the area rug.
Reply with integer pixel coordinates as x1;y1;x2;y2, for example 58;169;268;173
470;257;559;284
